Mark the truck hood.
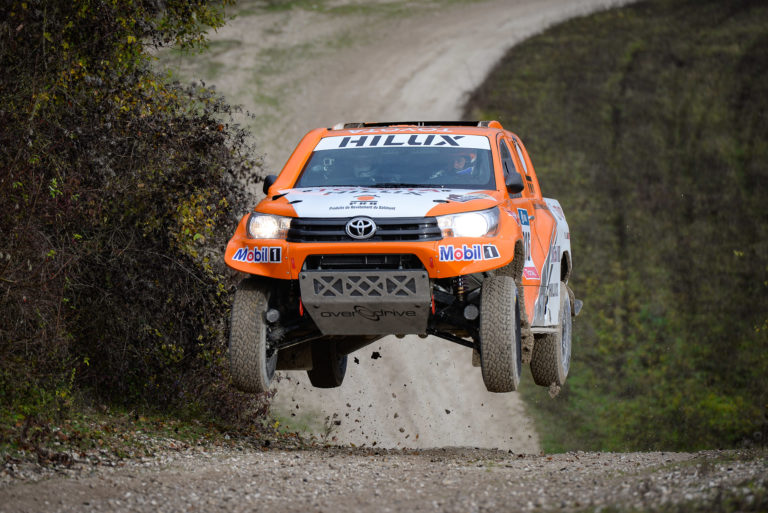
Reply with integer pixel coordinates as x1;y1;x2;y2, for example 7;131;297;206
276;187;498;218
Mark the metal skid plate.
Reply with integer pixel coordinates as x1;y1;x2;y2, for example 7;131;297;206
299;270;431;335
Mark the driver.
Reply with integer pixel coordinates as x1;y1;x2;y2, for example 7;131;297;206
453;152;476;175
351;156;375;183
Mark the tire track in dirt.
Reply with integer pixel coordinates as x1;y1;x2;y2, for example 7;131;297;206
167;0;633;451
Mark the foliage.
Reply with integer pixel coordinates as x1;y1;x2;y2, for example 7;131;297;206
466;0;768;451
0;0;267;450
2;403;296;466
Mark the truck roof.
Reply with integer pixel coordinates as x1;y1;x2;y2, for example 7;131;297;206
330;120;505;131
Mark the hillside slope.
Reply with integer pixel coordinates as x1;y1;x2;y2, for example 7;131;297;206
465;0;768;451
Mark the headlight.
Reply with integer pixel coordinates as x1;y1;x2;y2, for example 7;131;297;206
247;213;292;239
437;207;499;238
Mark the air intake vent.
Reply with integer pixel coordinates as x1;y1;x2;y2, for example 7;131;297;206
288;217;442;243
303;254;424;271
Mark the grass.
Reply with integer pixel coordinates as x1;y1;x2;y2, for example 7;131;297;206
0;399;311;469
579;478;768;513
465;0;768;453
273;410;326;436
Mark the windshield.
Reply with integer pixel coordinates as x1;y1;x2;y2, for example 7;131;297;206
294;134;495;189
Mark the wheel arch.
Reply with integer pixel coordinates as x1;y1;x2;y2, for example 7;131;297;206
497;238;525;285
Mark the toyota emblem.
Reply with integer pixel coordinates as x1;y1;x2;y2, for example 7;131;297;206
346;217;376;240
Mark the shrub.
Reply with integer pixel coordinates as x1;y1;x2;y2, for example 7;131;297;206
0;0;265;443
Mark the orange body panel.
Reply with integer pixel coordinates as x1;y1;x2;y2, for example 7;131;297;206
224;122;570;327
224;208;520;280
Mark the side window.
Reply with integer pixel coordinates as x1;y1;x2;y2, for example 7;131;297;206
499;140;517;179
512;138;529;175
512;138;536;195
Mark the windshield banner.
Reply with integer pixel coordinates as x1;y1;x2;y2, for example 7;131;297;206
315;134;491;151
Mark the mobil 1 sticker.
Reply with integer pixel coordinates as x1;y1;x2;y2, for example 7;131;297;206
439;244;500;262
314;134;491;150
232;246;282;263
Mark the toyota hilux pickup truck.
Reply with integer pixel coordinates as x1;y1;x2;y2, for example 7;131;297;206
224;121;580;394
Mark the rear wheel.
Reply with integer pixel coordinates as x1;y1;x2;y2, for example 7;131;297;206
307;339;348;388
479;275;522;392
531;281;572;386
229;278;277;393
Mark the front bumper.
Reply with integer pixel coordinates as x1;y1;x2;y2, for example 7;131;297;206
224;213;519;279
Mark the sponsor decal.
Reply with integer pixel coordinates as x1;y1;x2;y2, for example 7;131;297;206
329;204;395;211
518;207;540;281
548;202;566;221
314;134;491;151
518;207;530;226
232;246;282;263
446;193;494;203
546;283;559;297
501;207;519;224
348;195;380;208
319;306;417;321
282;187;495;218
292;187;443;197
523;266;541;280
518;207;532;261
438;244;500;262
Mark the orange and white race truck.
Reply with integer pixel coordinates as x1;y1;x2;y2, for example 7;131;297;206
225;121;581;394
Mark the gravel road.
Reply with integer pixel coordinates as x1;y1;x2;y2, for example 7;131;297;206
2;445;766;512
7;1;765;512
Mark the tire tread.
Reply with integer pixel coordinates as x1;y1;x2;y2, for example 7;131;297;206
229;278;274;393
480;276;521;392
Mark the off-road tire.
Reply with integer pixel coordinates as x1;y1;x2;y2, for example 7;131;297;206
531;281;572;386
307;339;347;388
229;277;277;393
479;275;522;392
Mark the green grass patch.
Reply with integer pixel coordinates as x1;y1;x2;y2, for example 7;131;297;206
1;399;306;467
466;0;768;452
583;478;768;513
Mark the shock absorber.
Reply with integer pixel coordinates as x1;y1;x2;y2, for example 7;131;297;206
454;275;466;303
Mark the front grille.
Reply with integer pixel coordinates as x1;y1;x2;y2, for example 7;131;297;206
303;254;424;271
287;217;442;243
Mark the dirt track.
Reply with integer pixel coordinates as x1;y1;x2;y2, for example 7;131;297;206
4;1;768;511
165;0;635;452
2;445;766;512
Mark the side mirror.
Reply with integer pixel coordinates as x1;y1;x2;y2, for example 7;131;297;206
263;174;278;196
505;168;525;194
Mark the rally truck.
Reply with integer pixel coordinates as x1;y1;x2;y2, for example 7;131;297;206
224;121;581;394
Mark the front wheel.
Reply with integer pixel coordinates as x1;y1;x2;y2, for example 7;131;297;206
479;275;522;392
530;281;572;387
229;278;277;393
